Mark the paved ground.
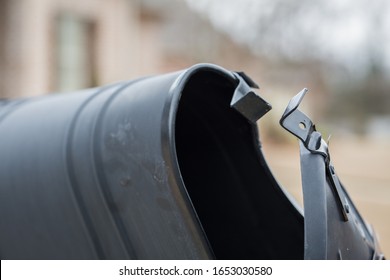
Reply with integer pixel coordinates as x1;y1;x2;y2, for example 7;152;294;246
261;138;390;257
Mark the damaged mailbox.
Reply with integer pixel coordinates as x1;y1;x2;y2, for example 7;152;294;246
0;64;384;259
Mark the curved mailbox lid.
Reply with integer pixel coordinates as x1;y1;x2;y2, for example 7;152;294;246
280;89;384;260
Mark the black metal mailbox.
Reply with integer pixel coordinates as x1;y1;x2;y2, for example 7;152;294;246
0;64;383;260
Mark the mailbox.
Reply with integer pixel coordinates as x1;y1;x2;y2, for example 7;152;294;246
0;64;383;259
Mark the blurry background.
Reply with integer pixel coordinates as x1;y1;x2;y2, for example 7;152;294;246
0;0;389;256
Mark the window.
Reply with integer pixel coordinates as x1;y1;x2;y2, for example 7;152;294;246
54;13;97;92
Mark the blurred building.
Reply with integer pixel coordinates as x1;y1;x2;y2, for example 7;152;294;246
0;0;141;97
0;0;326;126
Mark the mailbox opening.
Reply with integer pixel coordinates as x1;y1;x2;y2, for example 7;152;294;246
175;69;304;259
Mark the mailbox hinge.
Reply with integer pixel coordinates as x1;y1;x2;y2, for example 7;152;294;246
280;88;349;221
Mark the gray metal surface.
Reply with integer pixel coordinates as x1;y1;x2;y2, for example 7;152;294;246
280;89;384;260
0;64;304;259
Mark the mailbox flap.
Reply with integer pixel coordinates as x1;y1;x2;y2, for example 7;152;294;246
280;89;384;260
